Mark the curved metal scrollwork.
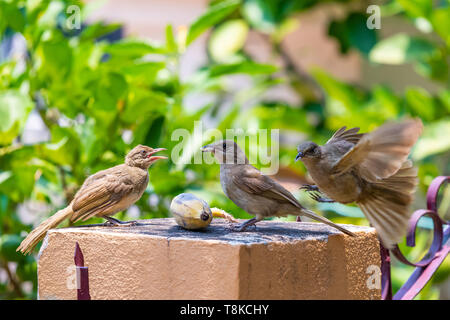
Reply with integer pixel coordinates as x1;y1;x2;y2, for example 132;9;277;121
381;176;450;300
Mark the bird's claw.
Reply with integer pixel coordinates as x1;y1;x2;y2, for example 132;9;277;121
308;191;322;202
308;192;335;203
299;184;319;192
104;217;139;227
229;222;257;232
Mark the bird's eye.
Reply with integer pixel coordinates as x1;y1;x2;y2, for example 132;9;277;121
307;146;317;155
141;150;146;155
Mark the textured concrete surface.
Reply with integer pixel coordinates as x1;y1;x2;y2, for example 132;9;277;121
37;218;381;300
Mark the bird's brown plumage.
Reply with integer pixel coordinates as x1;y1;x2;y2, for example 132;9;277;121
202;140;355;236
17;145;167;254
296;118;423;248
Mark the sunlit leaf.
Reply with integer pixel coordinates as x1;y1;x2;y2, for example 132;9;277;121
369;34;437;65
405;87;435;121
105;38;166;58
80;22;122;41
396;0;432;18
186;0;241;46
208;19;249;63
209;61;278;77
0;90;34;145
431;7;450;46
413;118;450;160
165;24;177;53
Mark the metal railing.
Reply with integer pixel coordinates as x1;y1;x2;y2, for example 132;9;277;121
381;176;449;300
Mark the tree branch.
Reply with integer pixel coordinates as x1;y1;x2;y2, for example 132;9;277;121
0;259;24;298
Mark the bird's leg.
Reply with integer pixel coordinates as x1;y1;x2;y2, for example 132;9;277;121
103;216;139;226
231;217;260;232
309;192;335;203
299;184;319;192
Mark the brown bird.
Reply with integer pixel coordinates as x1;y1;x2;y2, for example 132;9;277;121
201;140;355;236
295;118;423;249
17;145;167;254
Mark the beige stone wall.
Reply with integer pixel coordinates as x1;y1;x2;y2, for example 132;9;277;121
38;219;381;300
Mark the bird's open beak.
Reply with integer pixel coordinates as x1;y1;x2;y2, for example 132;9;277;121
201;145;214;153
147;148;167;161
295;152;304;161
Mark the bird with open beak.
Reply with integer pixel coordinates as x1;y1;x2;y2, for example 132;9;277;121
17;144;167;254
295;118;423;249
201;140;355;236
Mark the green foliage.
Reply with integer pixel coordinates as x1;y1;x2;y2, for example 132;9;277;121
0;0;448;299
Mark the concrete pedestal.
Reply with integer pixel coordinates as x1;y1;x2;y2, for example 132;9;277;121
37;218;381;299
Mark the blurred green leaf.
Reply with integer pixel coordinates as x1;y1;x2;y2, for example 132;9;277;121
105;38;166;58
38;127;80;166
208;19;249;63
0;234;25;262
37;0;65;28
396;0;432;18
405;87;435;121
80;22;122;41
369;34;437;65
412;118;450;160
311;68;360;112
209;61;278;77
89;72;128;111
122;90;170;123
0;90;34;145
2;1;26;32
328;12;377;56
431;7;450;46
16;258;37;282
38;39;73;79
165;24;177;53
186;0;241;46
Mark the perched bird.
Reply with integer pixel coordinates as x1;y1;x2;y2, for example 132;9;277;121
296;119;423;249
17;145;167;254
201;140;355;236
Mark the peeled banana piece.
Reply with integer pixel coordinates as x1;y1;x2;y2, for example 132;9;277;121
170;193;238;230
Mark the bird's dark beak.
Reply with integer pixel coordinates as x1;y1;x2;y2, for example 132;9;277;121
295;152;304;161
201;145;214;153
148;148;167;161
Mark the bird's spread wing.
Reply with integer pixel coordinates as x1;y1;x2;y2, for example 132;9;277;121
326;126;365;145
331;119;423;182
71;166;135;222
232;166;303;209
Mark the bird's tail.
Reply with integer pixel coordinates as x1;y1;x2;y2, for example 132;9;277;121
17;205;73;255
357;160;418;249
299;208;356;237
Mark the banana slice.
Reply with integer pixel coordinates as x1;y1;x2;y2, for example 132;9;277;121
170;193;238;230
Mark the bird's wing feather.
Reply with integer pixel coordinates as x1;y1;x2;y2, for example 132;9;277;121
232;166;304;209
71;166;135;222
332;119;423;181
326;126;365;145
